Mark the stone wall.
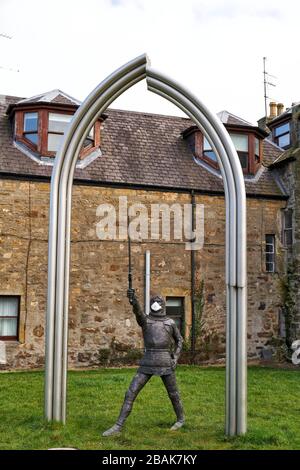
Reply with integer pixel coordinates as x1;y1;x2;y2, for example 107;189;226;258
276;162;300;343
0;178;286;369
273;105;300;344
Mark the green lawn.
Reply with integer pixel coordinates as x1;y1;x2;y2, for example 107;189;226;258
0;366;299;450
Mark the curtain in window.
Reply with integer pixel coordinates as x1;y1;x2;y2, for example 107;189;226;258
229;133;248;151
0;297;19;337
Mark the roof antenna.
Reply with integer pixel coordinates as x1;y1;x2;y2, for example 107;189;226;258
263;57;277;119
0;33;13;39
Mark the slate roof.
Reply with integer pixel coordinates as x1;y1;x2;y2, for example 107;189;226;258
269;146;300;168
262;139;284;167
0;94;286;198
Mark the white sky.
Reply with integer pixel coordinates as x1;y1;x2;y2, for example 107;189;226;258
0;0;299;124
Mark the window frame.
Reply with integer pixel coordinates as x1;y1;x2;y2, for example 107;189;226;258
282;209;293;248
165;296;185;336
23;112;39;147
202;135;219;168
43;110;100;158
265;234;276;273
45;110;74;156
229;132;250;172
0;295;20;341
273;120;291;149
16;110;40;152
198;130;262;175
254;137;261;164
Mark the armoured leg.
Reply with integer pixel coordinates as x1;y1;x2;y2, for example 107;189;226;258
102;372;151;436
161;373;185;430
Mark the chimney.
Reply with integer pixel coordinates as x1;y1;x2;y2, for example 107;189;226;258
277;103;284;116
269;102;277;119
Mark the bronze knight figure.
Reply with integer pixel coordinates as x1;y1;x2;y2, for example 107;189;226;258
102;289;185;436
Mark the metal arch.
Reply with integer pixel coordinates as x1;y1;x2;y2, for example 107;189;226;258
146;70;247;435
45;54;148;422
45;54;247;436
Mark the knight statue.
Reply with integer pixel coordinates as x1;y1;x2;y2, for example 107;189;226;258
102;288;185;436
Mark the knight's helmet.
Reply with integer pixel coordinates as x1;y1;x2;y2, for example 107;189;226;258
149;295;166;317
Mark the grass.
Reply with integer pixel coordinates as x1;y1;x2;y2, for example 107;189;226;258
0;366;299;450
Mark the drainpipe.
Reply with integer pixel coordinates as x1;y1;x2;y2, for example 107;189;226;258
191;191;196;358
145;250;151;315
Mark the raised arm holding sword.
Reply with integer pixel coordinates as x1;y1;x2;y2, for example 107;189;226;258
102;214;185;436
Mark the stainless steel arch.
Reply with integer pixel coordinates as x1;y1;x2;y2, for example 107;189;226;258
45;53;247;436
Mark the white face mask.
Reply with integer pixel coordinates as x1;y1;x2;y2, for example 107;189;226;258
151;301;162;312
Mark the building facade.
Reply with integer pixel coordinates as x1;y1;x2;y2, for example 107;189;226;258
266;101;300;346
0;90;296;370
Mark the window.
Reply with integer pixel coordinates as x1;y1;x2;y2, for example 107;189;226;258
0;296;20;340
265;235;275;273
283;209;293;247
230;133;248;169
15;107;102;159
274;122;290;148
48;113;72;152
23;112;38;145
198;131;261;174
255;137;260;163
203;137;218;162
166;297;185;335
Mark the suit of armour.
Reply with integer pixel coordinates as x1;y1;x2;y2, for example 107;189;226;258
102;291;185;436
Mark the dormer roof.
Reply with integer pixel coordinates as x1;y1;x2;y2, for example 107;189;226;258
16;89;81;106
182;110;268;139
217;110;254;127
6;89;81;115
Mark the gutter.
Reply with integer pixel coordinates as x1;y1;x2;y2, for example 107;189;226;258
0;172;289;200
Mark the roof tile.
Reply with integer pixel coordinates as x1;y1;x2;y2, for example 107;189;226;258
0;96;286;198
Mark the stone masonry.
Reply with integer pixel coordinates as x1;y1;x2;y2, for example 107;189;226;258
0;178;286;369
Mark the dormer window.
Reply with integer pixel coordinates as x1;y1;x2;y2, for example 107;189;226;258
24;112;38;145
194;130;262;174
14;109;101;159
8;89;105;164
273;122;290;149
183;110;268;175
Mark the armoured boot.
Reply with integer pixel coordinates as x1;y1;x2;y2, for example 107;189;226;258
102;390;134;436
102;373;150;436
102;424;122;437
168;390;185;430
161;373;185;430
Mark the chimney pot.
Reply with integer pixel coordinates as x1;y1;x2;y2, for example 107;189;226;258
277;103;284;115
269;101;277;119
